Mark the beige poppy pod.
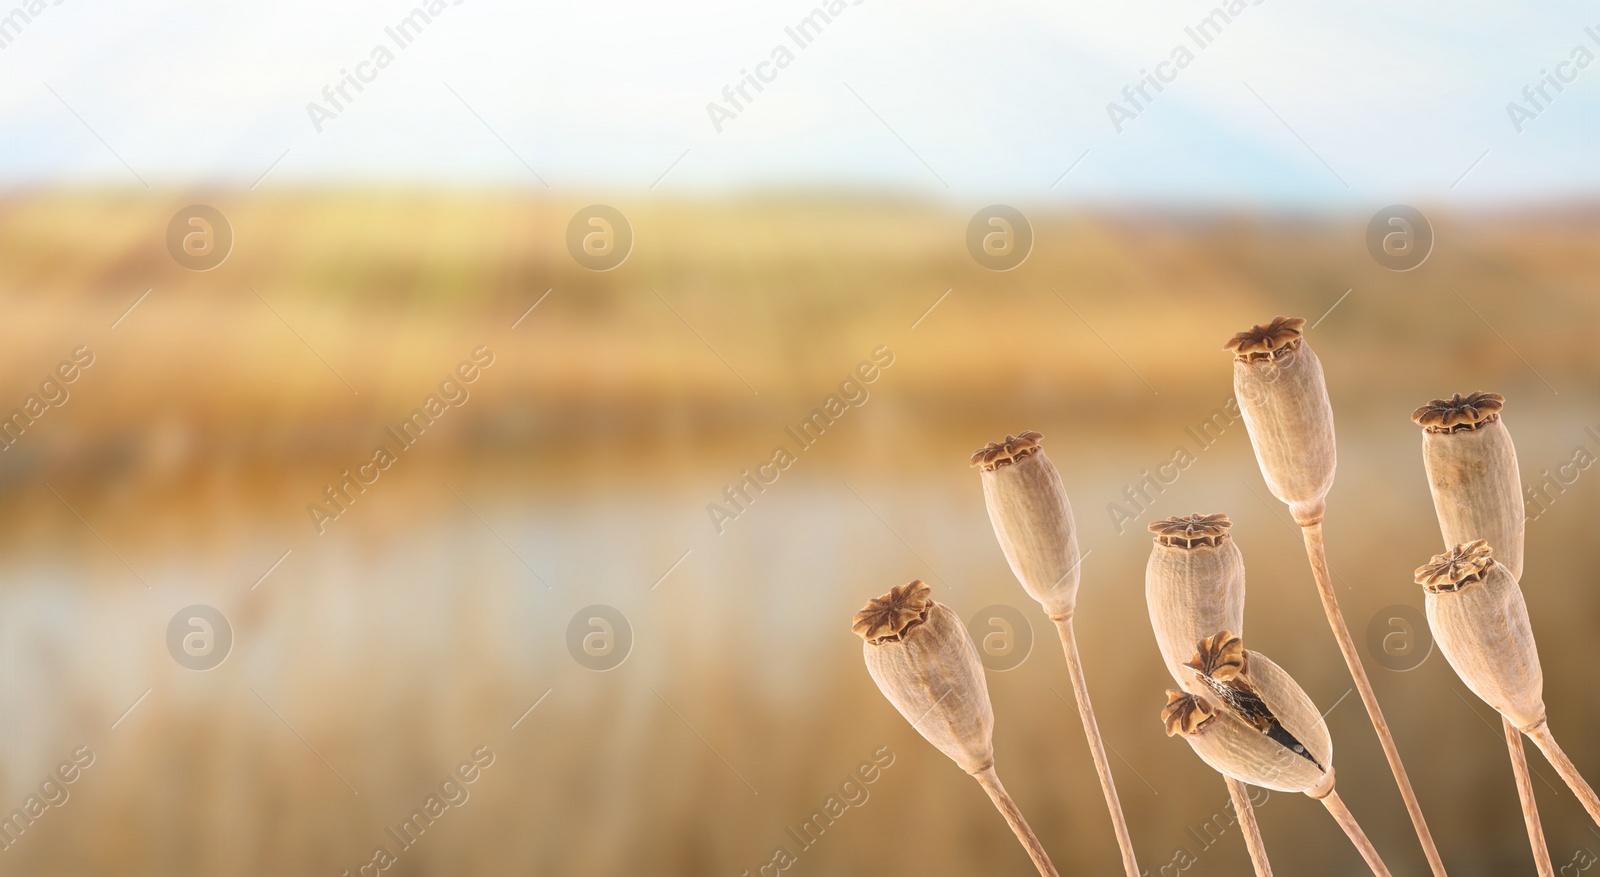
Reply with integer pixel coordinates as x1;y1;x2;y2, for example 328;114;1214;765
854;580;994;775
1414;541;1544;730
1163;637;1397;877
1412;392;1524;579
1145;514;1246;685
1168;632;1334;794
854;581;1064;877
1163;688;1332;797
1225;316;1337;526
972;431;1080;619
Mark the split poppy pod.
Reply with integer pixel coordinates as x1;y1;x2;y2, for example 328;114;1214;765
1163;633;1391;876
1163;632;1333;796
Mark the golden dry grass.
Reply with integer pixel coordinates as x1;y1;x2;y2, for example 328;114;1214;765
0;192;1597;876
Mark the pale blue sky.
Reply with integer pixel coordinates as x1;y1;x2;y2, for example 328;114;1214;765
1;0;1595;204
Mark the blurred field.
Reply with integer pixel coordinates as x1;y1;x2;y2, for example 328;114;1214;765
1;191;1599;876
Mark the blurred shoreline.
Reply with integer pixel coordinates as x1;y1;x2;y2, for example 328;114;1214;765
3;191;1596;484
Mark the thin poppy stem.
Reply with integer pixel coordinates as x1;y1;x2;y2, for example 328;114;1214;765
1302;522;1447;876
975;766;1061;877
1053;617;1141;877
1226;778;1273;877
1503;715;1553;876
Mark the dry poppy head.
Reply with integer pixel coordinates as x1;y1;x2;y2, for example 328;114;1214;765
1224;316;1306;362
1148;513;1232;548
1414;540;1496;593
852;580;933;643
1162;690;1217;737
1185;631;1246;682
970;430;1045;471
1412;391;1505;434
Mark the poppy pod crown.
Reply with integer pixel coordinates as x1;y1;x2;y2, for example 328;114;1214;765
1412;392;1504;434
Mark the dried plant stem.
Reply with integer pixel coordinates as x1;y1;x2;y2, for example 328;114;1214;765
975;767;1061;877
1226;778;1273;877
1053;617;1140;877
1504;715;1554;876
1321;789;1395;877
1302;523;1447;877
1526;722;1600;828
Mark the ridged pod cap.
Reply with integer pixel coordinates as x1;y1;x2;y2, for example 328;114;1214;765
855;581;996;774
1415;541;1545;730
972;431;1080;618
1225;316;1337;526
1412;392;1524;579
1145;514;1246;686
1162;632;1335;796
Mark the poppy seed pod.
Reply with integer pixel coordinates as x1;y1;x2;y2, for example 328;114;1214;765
974;431;1141;876
1414;541;1543;730
1415;542;1600;828
854;581;1063;877
1164;690;1331;797
854;580;994;774
1225;316;1336;526
972;431;1080;619
1412;392;1524;579
1164;632;1334;796
1146;514;1246;686
1163;663;1393;876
